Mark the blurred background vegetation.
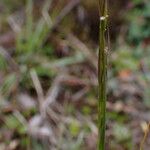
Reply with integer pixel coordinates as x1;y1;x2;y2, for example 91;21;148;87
0;0;150;150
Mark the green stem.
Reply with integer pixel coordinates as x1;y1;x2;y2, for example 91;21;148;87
98;0;108;150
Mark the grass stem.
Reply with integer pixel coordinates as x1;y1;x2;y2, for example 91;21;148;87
98;0;108;149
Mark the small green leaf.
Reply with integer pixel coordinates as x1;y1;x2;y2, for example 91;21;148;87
69;120;81;137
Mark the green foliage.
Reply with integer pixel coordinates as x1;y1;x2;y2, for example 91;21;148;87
82;106;92;115
0;55;7;70
112;44;150;109
0;74;16;96
127;1;150;45
20;137;30;149
113;123;131;142
13;0;56;89
5;114;26;135
107;112;128;123
112;46;139;72
112;123;132;150
16;0;50;54
69;120;81;137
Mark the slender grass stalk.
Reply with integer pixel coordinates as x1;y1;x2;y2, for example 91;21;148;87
98;0;108;150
